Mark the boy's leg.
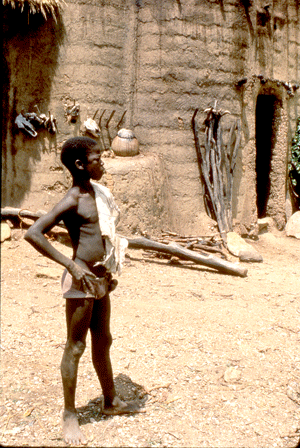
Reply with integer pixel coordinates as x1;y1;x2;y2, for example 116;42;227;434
61;298;94;445
90;294;140;415
89;294;115;405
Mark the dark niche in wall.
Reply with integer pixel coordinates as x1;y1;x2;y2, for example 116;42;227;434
255;94;276;218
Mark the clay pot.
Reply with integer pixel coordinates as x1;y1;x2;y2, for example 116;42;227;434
111;128;139;157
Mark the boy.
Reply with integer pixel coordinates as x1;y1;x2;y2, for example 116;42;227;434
25;136;138;445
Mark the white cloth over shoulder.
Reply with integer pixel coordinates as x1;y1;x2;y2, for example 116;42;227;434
91;180;128;274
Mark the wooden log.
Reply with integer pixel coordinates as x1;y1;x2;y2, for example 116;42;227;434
1;207;45;221
127;237;247;277
1;208;66;228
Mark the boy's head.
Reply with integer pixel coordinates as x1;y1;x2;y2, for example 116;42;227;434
61;137;100;176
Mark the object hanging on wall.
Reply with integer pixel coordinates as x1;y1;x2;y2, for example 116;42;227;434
23;112;45;128
105;110;115;147
83;109;101;138
111;128;139;157
15;112;38;137
83;109;127;153
44;111;57;134
15;106;58;137
100;109;126;150
31;105;57;134
65;101;80;124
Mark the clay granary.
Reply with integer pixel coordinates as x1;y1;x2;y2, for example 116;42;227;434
2;0;300;236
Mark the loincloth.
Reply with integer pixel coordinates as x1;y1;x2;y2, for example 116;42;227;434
61;269;109;300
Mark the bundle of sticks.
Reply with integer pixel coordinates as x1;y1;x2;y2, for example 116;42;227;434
149;230;227;259
192;102;241;244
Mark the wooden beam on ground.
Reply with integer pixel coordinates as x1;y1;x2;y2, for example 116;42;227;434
127;237;248;278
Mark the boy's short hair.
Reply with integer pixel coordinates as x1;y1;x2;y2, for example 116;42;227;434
61;137;98;174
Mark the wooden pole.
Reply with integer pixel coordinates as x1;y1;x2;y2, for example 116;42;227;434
127;237;248;277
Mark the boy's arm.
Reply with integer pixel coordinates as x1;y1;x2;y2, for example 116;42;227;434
25;192;96;288
25;193;76;270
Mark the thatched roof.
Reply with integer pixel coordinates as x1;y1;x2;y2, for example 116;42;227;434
2;0;65;20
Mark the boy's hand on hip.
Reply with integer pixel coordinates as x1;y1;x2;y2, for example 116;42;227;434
67;261;97;294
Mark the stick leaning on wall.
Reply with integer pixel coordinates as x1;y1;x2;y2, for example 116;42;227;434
192;104;241;245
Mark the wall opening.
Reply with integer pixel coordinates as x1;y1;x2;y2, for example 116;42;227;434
255;94;277;218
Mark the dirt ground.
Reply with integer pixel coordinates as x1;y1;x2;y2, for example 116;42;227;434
1;227;300;447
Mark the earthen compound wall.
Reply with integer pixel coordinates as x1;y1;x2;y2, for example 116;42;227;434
2;0;300;235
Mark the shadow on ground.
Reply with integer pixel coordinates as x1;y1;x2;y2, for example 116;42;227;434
77;373;148;426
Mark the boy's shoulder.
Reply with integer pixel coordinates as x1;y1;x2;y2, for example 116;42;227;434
58;186;81;210
65;186;81;201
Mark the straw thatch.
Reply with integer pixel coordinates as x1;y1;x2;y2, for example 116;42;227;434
2;0;65;20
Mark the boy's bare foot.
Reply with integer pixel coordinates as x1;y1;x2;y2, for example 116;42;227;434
102;396;141;415
62;410;87;445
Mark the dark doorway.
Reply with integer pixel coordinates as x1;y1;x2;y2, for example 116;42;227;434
255;94;276;218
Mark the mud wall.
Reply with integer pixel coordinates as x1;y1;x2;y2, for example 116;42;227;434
2;8;65;207
2;0;300;235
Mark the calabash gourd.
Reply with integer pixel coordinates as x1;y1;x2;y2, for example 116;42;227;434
111;128;139;157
